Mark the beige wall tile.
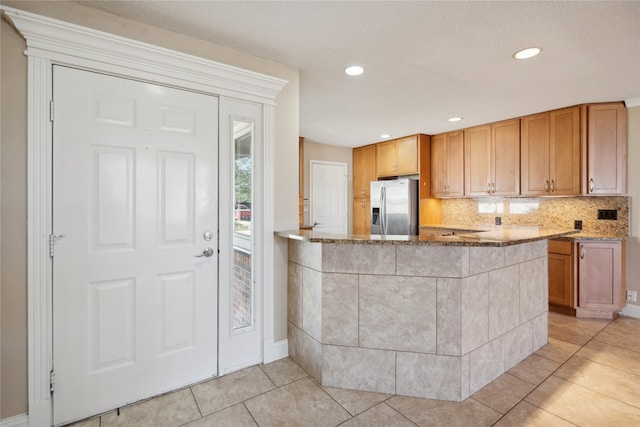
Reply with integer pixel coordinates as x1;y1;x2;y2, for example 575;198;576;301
322;273;358;346
287;263;302;328
504;322;533;370
461;274;490;354
504;240;547;266
531;312;549;352
519;258;548;323
289;239;322;270
437;277;462;355
302;267;322;341
359;275;437;353
469;246;505;275
322;345;395;394
396;352;465;401
396;245;470;278
488;265;520;339
469;337;505;394
322;243;396;275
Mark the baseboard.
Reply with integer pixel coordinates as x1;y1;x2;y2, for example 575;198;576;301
0;414;29;427
263;338;289;364
622;303;640;318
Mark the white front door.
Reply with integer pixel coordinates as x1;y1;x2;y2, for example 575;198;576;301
52;66;219;425
310;161;348;234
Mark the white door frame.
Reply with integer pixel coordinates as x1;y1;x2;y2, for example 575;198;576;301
2;7;287;426
309;160;348;234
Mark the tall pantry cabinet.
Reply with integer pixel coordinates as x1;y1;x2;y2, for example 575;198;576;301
352;144;376;234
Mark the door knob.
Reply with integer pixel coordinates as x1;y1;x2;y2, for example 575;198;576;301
194;248;214;258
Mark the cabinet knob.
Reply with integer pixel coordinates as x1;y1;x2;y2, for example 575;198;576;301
545;180;550;192
487;183;491;194
589;178;595;192
550;180;555;192
580;246;585;259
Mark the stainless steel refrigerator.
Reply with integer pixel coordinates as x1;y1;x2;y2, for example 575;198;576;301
370;178;419;235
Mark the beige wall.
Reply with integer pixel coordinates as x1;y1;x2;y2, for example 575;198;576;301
303;141;354;232
626;106;640;309
0;1;298;419
0;14;29;420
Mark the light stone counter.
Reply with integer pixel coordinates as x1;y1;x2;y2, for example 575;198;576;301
280;228;568;402
277;224;577;247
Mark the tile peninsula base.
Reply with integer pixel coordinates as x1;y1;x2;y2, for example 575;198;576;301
286;239;549;402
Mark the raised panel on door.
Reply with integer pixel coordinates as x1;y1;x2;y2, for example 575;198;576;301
396;135;419;175
353;145;376;198
587;103;627;195
446;132;465;197
548;253;573;307
430;134;447;197
353;198;370;235
376;140;398;177
419;134;431;199
550;107;580;195
492;119;520;196
464;125;491;196
578;242;620;309
521;113;550;195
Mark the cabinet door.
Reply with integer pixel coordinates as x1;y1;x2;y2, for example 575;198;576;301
464;125;491;196
376;140;398;177
431;134;447;197
492;119;520;196
521;112;550;195
352;198;370;235
550;106;580;195
419;134;431;199
446;131;465;197
353;145;376;198
578;241;622;310
548;253;574;307
395;135;419;175
586;103;627;195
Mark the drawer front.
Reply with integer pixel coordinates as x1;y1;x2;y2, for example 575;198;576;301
548;239;573;255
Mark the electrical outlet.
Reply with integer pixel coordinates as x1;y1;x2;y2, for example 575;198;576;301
574;220;582;230
627;290;638;303
495;216;501;226
597;209;618;220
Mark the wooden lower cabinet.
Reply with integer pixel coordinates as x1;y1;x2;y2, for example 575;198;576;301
353;198;370;235
548;239;626;319
548;239;576;315
576;240;626;319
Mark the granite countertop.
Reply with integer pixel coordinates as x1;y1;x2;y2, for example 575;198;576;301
276;224;579;247
551;231;628;241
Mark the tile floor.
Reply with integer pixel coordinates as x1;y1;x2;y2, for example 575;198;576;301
70;312;640;426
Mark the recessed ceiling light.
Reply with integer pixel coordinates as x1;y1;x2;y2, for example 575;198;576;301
513;47;542;60
380;133;391;138
344;65;364;76
448;117;462;122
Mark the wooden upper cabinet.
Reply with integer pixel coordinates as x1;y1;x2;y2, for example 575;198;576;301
521;106;580;196
431;131;464;197
583;103;627;195
376;135;418;177
465;119;520;196
419;134;431;199
353;145;377;199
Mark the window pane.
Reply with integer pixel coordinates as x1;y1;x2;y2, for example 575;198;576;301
232;120;253;330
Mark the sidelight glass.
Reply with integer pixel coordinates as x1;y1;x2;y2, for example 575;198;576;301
232;120;253;330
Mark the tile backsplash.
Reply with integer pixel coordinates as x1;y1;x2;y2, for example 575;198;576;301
441;196;629;236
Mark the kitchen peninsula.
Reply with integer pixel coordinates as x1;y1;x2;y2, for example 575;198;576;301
277;225;577;402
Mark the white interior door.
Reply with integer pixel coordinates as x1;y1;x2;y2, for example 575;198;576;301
52;66;219;425
310;161;348;234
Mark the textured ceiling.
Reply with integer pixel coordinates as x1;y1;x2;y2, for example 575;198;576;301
76;1;640;148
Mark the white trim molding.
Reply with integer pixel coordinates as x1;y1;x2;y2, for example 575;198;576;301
1;6;286;426
0;414;29;427
625;97;640;108
622;303;640;319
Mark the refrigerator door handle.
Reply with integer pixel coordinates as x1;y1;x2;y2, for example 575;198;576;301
381;186;386;235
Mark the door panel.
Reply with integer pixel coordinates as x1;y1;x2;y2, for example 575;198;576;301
52;66;219;425
310;161;347;234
